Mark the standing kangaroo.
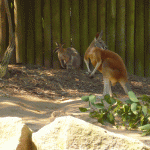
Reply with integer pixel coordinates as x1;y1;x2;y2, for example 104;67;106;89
84;32;133;97
54;42;81;69
84;30;107;77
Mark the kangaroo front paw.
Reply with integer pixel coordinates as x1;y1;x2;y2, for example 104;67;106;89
85;71;91;75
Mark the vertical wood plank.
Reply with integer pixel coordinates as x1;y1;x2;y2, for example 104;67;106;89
44;0;52;68
9;0;16;64
26;0;35;64
144;0;150;77
135;0;144;76
115;0;125;62
71;0;80;52
79;0;88;68
88;0;97;70
35;0;43;66
61;0;71;47
14;0;26;63
97;0;106;41
0;0;7;61
88;0;97;44
51;0;61;68
126;0;135;75
106;0;116;51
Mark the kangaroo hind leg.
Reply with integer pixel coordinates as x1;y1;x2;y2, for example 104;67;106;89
103;77;112;97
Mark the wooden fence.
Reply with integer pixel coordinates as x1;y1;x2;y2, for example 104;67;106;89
0;0;150;77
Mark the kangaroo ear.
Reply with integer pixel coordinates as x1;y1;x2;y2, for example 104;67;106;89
55;42;59;46
95;32;100;39
61;43;65;47
99;30;103;39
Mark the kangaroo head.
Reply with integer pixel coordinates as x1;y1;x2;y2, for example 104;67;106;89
54;42;65;53
95;30;108;50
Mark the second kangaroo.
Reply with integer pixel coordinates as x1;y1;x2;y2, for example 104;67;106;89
54;42;81;69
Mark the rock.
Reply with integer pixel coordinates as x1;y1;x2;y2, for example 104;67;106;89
0;117;36;150
33;116;150;150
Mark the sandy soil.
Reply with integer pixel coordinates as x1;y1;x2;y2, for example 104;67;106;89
0;64;150;146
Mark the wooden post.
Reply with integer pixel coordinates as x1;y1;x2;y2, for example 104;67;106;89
26;0;35;65
14;0;26;63
0;0;6;61
97;0;106;41
116;0;125;62
51;0;61;68
61;0;71;48
106;0;116;52
88;0;97;44
71;0;80;52
144;0;150;77
44;0;52;68
35;0;43;66
135;0;144;76
79;0;88;68
126;0;135;75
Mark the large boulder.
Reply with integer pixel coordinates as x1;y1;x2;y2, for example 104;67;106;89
33;116;150;150
0;117;36;150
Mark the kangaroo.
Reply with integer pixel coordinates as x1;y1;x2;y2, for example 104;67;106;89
54;42;81;69
84;30;107;76
84;44;132;97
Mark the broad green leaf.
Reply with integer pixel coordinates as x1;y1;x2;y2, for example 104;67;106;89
89;95;96;104
125;99;132;104
81;96;89;102
79;107;88;112
110;97;116;104
128;91;139;102
131;103;138;115
107;113;115;124
94;103;104;109
104;94;111;104
139;95;150;102
142;106;147;116
139;124;150;131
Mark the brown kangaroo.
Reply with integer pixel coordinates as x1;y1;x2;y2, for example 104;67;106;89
54;42;81;69
84;30;107;76
84;32;133;97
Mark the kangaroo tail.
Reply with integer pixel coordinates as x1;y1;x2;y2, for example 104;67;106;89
120;81;132;95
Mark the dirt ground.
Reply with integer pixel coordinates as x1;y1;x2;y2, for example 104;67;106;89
0;64;150;146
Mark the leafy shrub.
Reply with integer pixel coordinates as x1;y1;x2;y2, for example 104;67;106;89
79;92;150;136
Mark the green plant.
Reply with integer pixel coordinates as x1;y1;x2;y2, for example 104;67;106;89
79;93;150;136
